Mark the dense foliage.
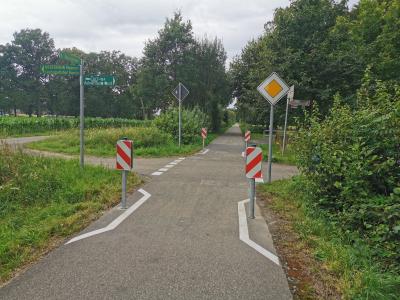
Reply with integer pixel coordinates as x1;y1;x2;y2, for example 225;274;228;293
295;79;400;269
230;0;400;126
0;116;150;136
153;108;210;144
0;12;231;130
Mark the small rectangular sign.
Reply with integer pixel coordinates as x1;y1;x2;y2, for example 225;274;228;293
40;64;80;75
84;75;116;86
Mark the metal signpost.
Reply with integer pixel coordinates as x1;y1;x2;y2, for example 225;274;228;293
245;146;263;219
282;85;294;154
172;82;189;147
256;72;289;183
116;139;133;209
79;60;84;167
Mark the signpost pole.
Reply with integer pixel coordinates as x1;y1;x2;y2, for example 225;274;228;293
121;170;127;209
249;178;255;219
79;59;84;167
178;83;182;148
267;104;274;183
282;94;289;155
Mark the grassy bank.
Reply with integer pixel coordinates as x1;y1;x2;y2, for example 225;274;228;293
258;178;400;299
0;147;141;283
27;127;217;158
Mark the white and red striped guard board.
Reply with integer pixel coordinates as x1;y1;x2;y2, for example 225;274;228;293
201;128;207;139
116;140;133;170
245;146;262;178
244;130;251;142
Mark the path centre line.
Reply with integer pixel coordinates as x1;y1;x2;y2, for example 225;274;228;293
165;164;174;168
65;189;151;245
237;199;280;266
159;168;168;172
151;171;163;176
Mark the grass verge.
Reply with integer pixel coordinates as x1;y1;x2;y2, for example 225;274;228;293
0;147;142;284
258;177;400;299
26;128;218;158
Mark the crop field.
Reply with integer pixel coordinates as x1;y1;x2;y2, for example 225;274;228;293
0;116;151;137
0;147;141;283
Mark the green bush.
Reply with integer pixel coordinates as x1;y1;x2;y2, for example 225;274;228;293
295;80;400;268
153;108;210;144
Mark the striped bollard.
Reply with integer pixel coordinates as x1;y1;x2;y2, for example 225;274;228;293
116;138;133;209
244;130;251;151
245;146;262;219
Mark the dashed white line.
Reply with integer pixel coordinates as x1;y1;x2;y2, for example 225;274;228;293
159;168;168;172
237;199;280;266
151;171;163;176
165;164;174;168
65;189;151;245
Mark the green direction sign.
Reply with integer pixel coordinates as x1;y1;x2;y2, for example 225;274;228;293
84;75;116;86
40;64;80;75
59;52;80;65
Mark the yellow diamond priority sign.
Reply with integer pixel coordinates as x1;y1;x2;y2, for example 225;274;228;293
257;72;289;105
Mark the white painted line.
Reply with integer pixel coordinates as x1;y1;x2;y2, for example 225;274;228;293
178;157;185;160
237;199;280;266
159;168;168;172
199;148;209;155
255;178;264;183
173;159;182;163
165;164;174;168
65;189;151;245
169;162;178;165
151;171;163;176
241;152;245;158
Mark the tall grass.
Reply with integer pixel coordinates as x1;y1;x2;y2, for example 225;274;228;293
0;147;141;283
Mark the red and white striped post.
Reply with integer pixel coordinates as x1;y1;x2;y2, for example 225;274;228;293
116;138;133;209
245;146;262;219
244;130;251;149
201;128;207;149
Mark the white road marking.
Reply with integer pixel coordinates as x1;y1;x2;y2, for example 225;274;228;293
237;199;280;266
165;164;174;168
169;162;178;165
178;157;185;160
199;148;209;155
151;171;163;176
65;189;151;245
159;168;168;172
241;151;245;158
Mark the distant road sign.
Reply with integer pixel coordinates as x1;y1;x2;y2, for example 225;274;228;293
244;130;251;142
59;52;80;65
201;128;207;139
257;72;289;105
84;75;116;86
245;146;262;179
40;65;80;75
172;82;189;101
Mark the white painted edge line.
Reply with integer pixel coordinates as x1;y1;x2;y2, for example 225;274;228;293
165;164;174;168
169;162;178;165
159;168;168;172
237;199;280;266
178;157;185;160
151;171;163;176
65;189;151;245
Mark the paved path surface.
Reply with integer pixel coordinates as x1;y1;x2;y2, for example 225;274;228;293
0;126;295;299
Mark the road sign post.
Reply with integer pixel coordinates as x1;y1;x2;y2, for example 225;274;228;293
245;146;262;219
282;85;294;155
80;59;84;168
172;83;189;148
257;72;289;183
116;139;133;209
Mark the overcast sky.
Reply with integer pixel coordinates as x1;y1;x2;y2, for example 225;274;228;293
0;0;358;62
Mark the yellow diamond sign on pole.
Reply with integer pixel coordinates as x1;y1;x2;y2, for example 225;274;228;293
257;72;289;105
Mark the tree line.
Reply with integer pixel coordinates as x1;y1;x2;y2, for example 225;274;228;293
230;0;400;126
0;12;231;131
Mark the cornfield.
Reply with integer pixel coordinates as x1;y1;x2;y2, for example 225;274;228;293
0;116;151;136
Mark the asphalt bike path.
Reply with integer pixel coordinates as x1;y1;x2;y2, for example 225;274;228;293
0;126;293;299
